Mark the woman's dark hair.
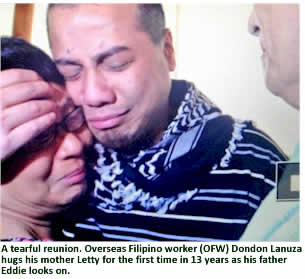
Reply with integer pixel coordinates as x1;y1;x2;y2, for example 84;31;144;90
1;36;65;86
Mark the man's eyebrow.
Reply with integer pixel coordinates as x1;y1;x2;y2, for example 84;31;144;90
54;59;82;67
93;46;130;64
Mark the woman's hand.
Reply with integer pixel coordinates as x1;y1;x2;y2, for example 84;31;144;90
1;69;58;161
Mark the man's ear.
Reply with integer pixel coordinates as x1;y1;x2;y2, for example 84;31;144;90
162;28;176;72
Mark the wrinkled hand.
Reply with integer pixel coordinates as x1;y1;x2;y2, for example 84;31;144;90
1;69;58;161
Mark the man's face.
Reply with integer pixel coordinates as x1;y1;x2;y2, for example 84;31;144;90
248;4;299;109
49;4;175;152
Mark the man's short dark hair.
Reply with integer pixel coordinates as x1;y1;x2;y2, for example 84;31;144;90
47;4;165;45
1;36;65;86
136;4;165;44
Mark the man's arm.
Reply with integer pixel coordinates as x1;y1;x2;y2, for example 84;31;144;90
0;69;57;161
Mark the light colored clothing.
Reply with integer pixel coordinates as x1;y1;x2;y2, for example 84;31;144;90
241;189;299;241
241;143;300;241
290;142;299;162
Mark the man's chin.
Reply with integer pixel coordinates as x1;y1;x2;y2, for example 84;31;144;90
93;132;133;150
94;130;155;155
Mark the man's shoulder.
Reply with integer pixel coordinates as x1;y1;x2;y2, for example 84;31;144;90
192;114;286;167
203;116;287;169
199;116;287;202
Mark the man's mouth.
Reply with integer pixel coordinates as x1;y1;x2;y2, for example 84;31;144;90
88;110;129;130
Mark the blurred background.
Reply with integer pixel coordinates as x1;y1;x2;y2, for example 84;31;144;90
0;3;299;156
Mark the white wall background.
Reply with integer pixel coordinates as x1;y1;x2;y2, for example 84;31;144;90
174;4;299;156
0;4;14;36
0;3;299;156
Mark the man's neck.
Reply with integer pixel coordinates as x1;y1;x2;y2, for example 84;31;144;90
152;80;189;146
290;82;300;109
281;81;299;110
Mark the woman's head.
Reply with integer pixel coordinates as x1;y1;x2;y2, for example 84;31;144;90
1;37;92;216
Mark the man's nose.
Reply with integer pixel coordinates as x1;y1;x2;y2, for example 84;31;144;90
57;132;84;160
83;70;116;107
248;9;260;36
